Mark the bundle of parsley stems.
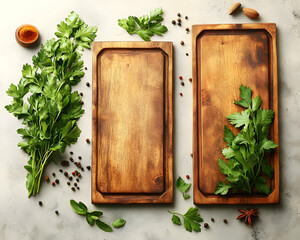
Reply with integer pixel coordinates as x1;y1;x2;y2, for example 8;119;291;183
5;12;97;197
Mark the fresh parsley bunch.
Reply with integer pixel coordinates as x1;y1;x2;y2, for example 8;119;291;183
118;7;168;41
215;85;278;196
5;12;97;197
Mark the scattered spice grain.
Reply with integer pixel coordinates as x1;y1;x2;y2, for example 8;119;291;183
223;219;228;224
38;201;43;206
181;82;184;86
180;41;184;45
211;218;215;222
55;179;59;184
86;82;90;87
55;210;59;215
177;13;181;17
204;223;209;228
86;138;90;144
86;166;91;170
71;187;75;191
171;20;176;25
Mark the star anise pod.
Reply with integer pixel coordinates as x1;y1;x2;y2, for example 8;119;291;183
236;208;258;227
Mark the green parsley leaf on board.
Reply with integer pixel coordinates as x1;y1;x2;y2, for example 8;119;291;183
118;7;168;41
215;84;278;196
176;176;191;200
168;207;203;232
5;11;97;197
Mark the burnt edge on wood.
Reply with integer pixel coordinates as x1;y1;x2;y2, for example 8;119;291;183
92;42;173;204
192;24;279;204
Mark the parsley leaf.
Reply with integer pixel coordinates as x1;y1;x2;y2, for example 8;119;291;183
168;207;203;232
70;200;114;232
118;7;168;41
5;12;97;197
176;176;191;200
215;84;278;196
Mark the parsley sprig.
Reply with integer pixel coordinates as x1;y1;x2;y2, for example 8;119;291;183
168;207;203;232
215;85;278;196
118;7;168;41
5;12;97;197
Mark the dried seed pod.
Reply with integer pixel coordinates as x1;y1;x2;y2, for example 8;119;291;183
243;8;259;19
228;3;241;15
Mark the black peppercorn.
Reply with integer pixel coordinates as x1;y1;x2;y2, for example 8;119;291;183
186;27;190;32
55;210;59;215
177;18;181;22
223;219;228;224
77;187;80;190
55;179;59;184
52;173;56;177
85;67;87;70
68;176;73;181
76;178;79;182
185;16;188;20
67;182;70;186
80;100;84;105
38;201;43;206
74;183;77;187
71;187;75;191
64;172;68;177
181;82;184;86
211;218;215;222
171;20;176;25
177;13;181;17
78;156;82;160
204;223;209;228
80;92;83;97
186;53;189;56
86;166;91;170
81;167;84;171
86;82;90;87
180;41;184;45
178;22;181;26
86;138;90;144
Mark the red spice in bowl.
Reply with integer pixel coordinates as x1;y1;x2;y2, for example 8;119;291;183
15;24;39;47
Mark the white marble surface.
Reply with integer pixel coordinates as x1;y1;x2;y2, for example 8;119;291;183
0;0;300;239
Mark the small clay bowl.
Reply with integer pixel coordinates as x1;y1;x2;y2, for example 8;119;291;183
15;24;39;47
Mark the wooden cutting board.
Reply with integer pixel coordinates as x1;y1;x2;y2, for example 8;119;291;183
192;24;279;204
92;42;173;204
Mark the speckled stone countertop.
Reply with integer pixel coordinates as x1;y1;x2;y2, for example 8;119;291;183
0;0;299;239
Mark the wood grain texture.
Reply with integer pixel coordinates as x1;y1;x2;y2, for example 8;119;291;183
192;24;279;204
92;42;173;204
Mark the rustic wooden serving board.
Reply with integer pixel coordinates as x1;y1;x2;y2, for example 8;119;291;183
92;42;173;204
192;24;279;204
